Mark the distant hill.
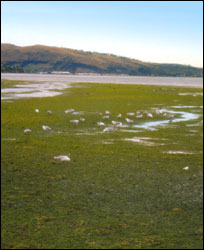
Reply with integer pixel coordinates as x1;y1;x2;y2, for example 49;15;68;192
1;43;203;77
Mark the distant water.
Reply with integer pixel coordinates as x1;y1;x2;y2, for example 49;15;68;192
1;73;203;88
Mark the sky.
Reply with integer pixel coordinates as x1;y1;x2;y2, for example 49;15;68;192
1;1;203;67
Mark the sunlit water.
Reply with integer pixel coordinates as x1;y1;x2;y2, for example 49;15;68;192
1;81;72;99
130;108;201;131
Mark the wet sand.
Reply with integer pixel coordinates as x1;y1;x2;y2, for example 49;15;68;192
1;73;203;88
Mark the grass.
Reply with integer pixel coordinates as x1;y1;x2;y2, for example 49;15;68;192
1;80;203;249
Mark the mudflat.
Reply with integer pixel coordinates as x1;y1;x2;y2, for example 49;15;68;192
1;79;203;249
1;73;203;88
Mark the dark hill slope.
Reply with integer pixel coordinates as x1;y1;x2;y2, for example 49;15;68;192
1;44;203;76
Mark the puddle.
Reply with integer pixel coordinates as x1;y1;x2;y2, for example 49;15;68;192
179;93;203;96
1;100;14;102
2;91;62;99
1;138;16;141
189;129;198;133
75;128;104;135
45;106;202;135
1;82;72;100
164;151;194;155
75;132;104;136
123;137;166;146
56;131;70;134
120;129;143;133
72;111;85;115
101;137;167;146
162;109;200;122
102;140;114;144
171;106;202;109
130;108;201;130
186;119;203;127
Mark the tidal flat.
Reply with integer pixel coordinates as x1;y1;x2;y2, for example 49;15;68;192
1;79;203;249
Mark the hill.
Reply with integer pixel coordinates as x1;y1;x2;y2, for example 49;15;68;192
1;43;203;77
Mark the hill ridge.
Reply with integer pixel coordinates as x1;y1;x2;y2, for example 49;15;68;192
1;43;203;76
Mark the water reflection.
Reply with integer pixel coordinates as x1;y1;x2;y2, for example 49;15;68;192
1;82;71;100
131;108;201;130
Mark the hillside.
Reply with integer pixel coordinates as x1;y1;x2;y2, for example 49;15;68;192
1;43;203;77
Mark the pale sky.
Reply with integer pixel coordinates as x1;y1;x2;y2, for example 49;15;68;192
1;1;203;67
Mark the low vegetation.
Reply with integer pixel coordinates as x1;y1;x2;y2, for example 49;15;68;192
1;80;203;249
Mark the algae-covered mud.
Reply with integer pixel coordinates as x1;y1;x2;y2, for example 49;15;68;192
1;79;203;249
